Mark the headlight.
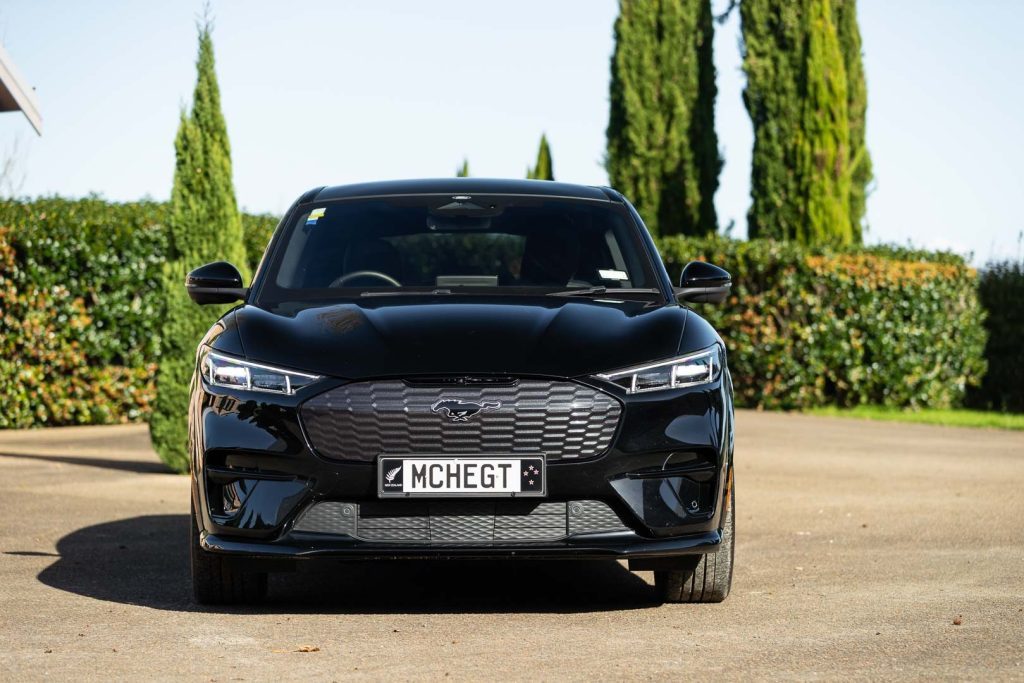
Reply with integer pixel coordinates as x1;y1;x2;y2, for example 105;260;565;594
199;348;322;395
595;345;722;394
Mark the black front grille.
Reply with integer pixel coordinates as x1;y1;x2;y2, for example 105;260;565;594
291;499;629;543
300;379;621;462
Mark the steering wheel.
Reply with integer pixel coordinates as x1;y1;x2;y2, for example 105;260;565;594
329;270;401;288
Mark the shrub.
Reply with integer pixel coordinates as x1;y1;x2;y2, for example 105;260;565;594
968;260;1024;412
657;236;987;410
0;199;167;428
0;196;273;431
242;212;279;272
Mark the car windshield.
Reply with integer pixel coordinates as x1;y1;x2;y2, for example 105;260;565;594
256;195;661;304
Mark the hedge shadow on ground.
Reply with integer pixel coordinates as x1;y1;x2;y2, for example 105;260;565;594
37;515;659;614
0;451;172;475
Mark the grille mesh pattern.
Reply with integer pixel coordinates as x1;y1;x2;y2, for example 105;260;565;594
301;380;621;462
292;500;628;543
568;500;630;535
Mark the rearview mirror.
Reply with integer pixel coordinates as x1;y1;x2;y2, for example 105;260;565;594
675;261;731;304
185;261;247;305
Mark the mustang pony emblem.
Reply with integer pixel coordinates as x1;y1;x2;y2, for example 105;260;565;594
431;399;501;422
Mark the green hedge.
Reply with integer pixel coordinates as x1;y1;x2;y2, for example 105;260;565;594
0;197;992;427
967;260;1024;412
656;236;987;410
242;212;279;273
0;197;271;429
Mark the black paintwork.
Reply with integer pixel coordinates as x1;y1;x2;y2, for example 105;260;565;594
186;261;247;305
312;177;613;203
676;261;732;304
204;530;723;563
227;298;689;379
188;179;735;566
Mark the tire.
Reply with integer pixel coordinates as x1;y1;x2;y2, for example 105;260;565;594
190;501;267;605
655;486;735;603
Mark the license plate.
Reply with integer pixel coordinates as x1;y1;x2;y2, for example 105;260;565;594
378;456;546;498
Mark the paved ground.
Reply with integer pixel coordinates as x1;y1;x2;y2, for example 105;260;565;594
1;411;1022;681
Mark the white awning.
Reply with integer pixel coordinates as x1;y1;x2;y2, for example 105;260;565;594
0;42;41;135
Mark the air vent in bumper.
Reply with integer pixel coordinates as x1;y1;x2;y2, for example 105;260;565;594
291;500;629;543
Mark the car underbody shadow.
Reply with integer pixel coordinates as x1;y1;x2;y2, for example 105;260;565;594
38;514;662;614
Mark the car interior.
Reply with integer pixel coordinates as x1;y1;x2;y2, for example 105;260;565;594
272;199;650;292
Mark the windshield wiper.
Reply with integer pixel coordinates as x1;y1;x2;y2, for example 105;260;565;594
356;287;662;299
546;287;662;298
359;289;452;298
546;286;607;297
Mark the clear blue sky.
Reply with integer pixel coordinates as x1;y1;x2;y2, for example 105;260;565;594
0;1;1021;264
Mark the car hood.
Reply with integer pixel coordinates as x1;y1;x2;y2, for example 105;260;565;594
226;296;688;380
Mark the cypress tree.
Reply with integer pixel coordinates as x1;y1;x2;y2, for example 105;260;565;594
456;159;470;177
796;0;851;245
834;0;871;241
742;0;863;245
150;20;249;472
741;0;805;241
606;0;720;237
527;134;555;180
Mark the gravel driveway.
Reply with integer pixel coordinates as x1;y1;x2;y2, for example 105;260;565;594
1;411;1022;680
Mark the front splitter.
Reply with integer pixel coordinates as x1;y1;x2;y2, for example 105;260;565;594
201;529;721;562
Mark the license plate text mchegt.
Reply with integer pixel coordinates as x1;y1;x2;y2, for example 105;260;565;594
378;456;545;497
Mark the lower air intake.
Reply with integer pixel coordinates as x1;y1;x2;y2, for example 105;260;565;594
291;500;628;543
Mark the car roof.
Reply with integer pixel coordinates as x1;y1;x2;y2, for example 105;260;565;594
312;178;617;203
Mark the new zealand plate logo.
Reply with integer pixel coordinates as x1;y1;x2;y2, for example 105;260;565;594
383;466;402;484
431;398;501;422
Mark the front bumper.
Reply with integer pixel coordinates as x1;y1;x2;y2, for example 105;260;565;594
202;529;722;562
189;372;734;561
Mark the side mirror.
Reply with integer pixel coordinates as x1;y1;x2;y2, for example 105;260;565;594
675;261;731;304
185;261;247;305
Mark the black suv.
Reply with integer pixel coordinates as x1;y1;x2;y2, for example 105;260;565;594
185;179;735;605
